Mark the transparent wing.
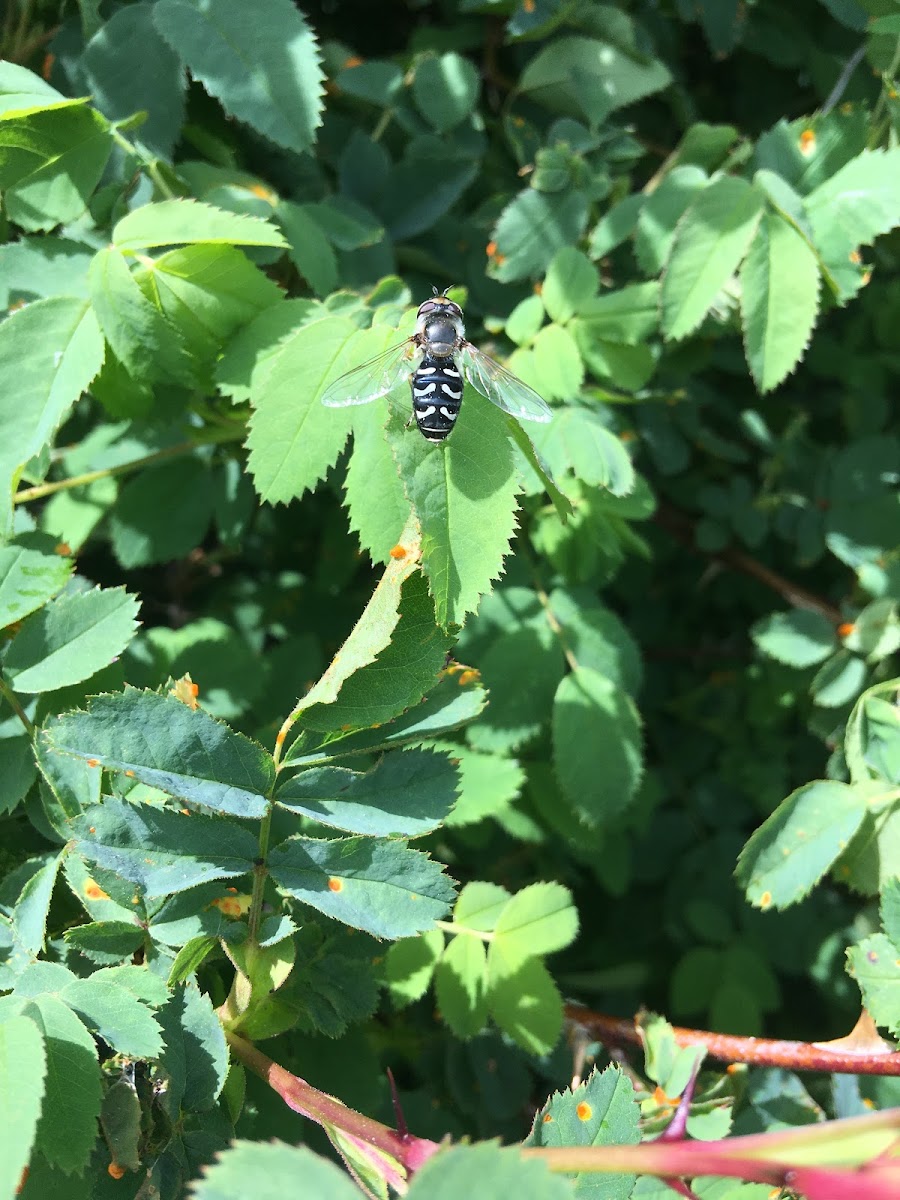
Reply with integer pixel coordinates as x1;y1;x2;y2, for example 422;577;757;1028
458;343;552;423
321;338;421;407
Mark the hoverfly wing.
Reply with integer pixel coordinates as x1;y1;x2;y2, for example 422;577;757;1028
321;338;422;408
458;343;552;424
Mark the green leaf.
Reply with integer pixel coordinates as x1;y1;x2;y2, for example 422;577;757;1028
382;140;479;241
549;587;642;695
492;882;578;968
113;199;287;251
247;316;368;504
192;1141;362;1200
63;921;145;965
806;149;900;300
109;458;215;568
0;62;71;118
634;165;708;275
13;853;63;955
285;672;487;767
0;236;93;307
387;397;520;628
0;735;37;815
662;175;765;340
751;609;837;667
407;1144;573;1200
72;800;258;897
434;932;488;1038
0;106;113;232
441;743;525;827
60;976;162;1058
3;586;140;694
43;688;275;818
157;984;228;1111
89;247;192;386
490;188;590;282
412;53;480;132
99;1078;142;1173
528;324;584;400
736;780;871;909
519;36;671;123
152;0;325;155
532;408;635;496
132;244;282;385
0;298;104;520
572;281;660;344
542;247;599;324
882;878;900;947
277;201;338;297
505;294;545;346
296;570;454;734
0;534;72;629
847;934;900;1038
267;836;455;938
487;955;562;1055
525;1065;640;1200
740;211;820;392
81;2;186;159
216;297;319;403
0;1016;46;1200
25;993;101;1174
589;193;645;259
276;748;459;837
343;405;409;563
384;928;444;1007
811;650;867;709
552;666;643;825
301;196;384;250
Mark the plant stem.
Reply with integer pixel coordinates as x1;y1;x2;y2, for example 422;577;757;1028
13;428;243;506
246;806;273;945
0;676;35;739
530;568;580;674
566;1004;900;1076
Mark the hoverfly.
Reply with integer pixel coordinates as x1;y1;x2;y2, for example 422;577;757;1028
322;290;552;442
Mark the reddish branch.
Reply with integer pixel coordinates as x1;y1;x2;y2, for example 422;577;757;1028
566;1006;900;1076
653;502;843;625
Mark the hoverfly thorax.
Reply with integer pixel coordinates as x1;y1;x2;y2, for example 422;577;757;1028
416;298;464;358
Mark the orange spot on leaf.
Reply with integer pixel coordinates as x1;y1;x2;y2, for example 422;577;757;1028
328;877;343;892
542;1112;553;1123
389;544;407;559
458;669;480;686
85;880;109;900
576;1101;593;1121
108;1162;127;1179
838;622;855;638
343;55;364;69
169;674;200;709
759;891;772;909
87;759;100;768
54;542;71;557
799;129;816;155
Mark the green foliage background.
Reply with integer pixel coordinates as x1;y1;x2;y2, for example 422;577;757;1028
0;0;899;1196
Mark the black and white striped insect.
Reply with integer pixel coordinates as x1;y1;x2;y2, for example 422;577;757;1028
322;290;552;442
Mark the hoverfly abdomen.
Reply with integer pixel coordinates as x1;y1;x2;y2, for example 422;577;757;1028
412;354;463;443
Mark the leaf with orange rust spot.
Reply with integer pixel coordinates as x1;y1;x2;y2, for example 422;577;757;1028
525;1064;640;1196
268;835;455;938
